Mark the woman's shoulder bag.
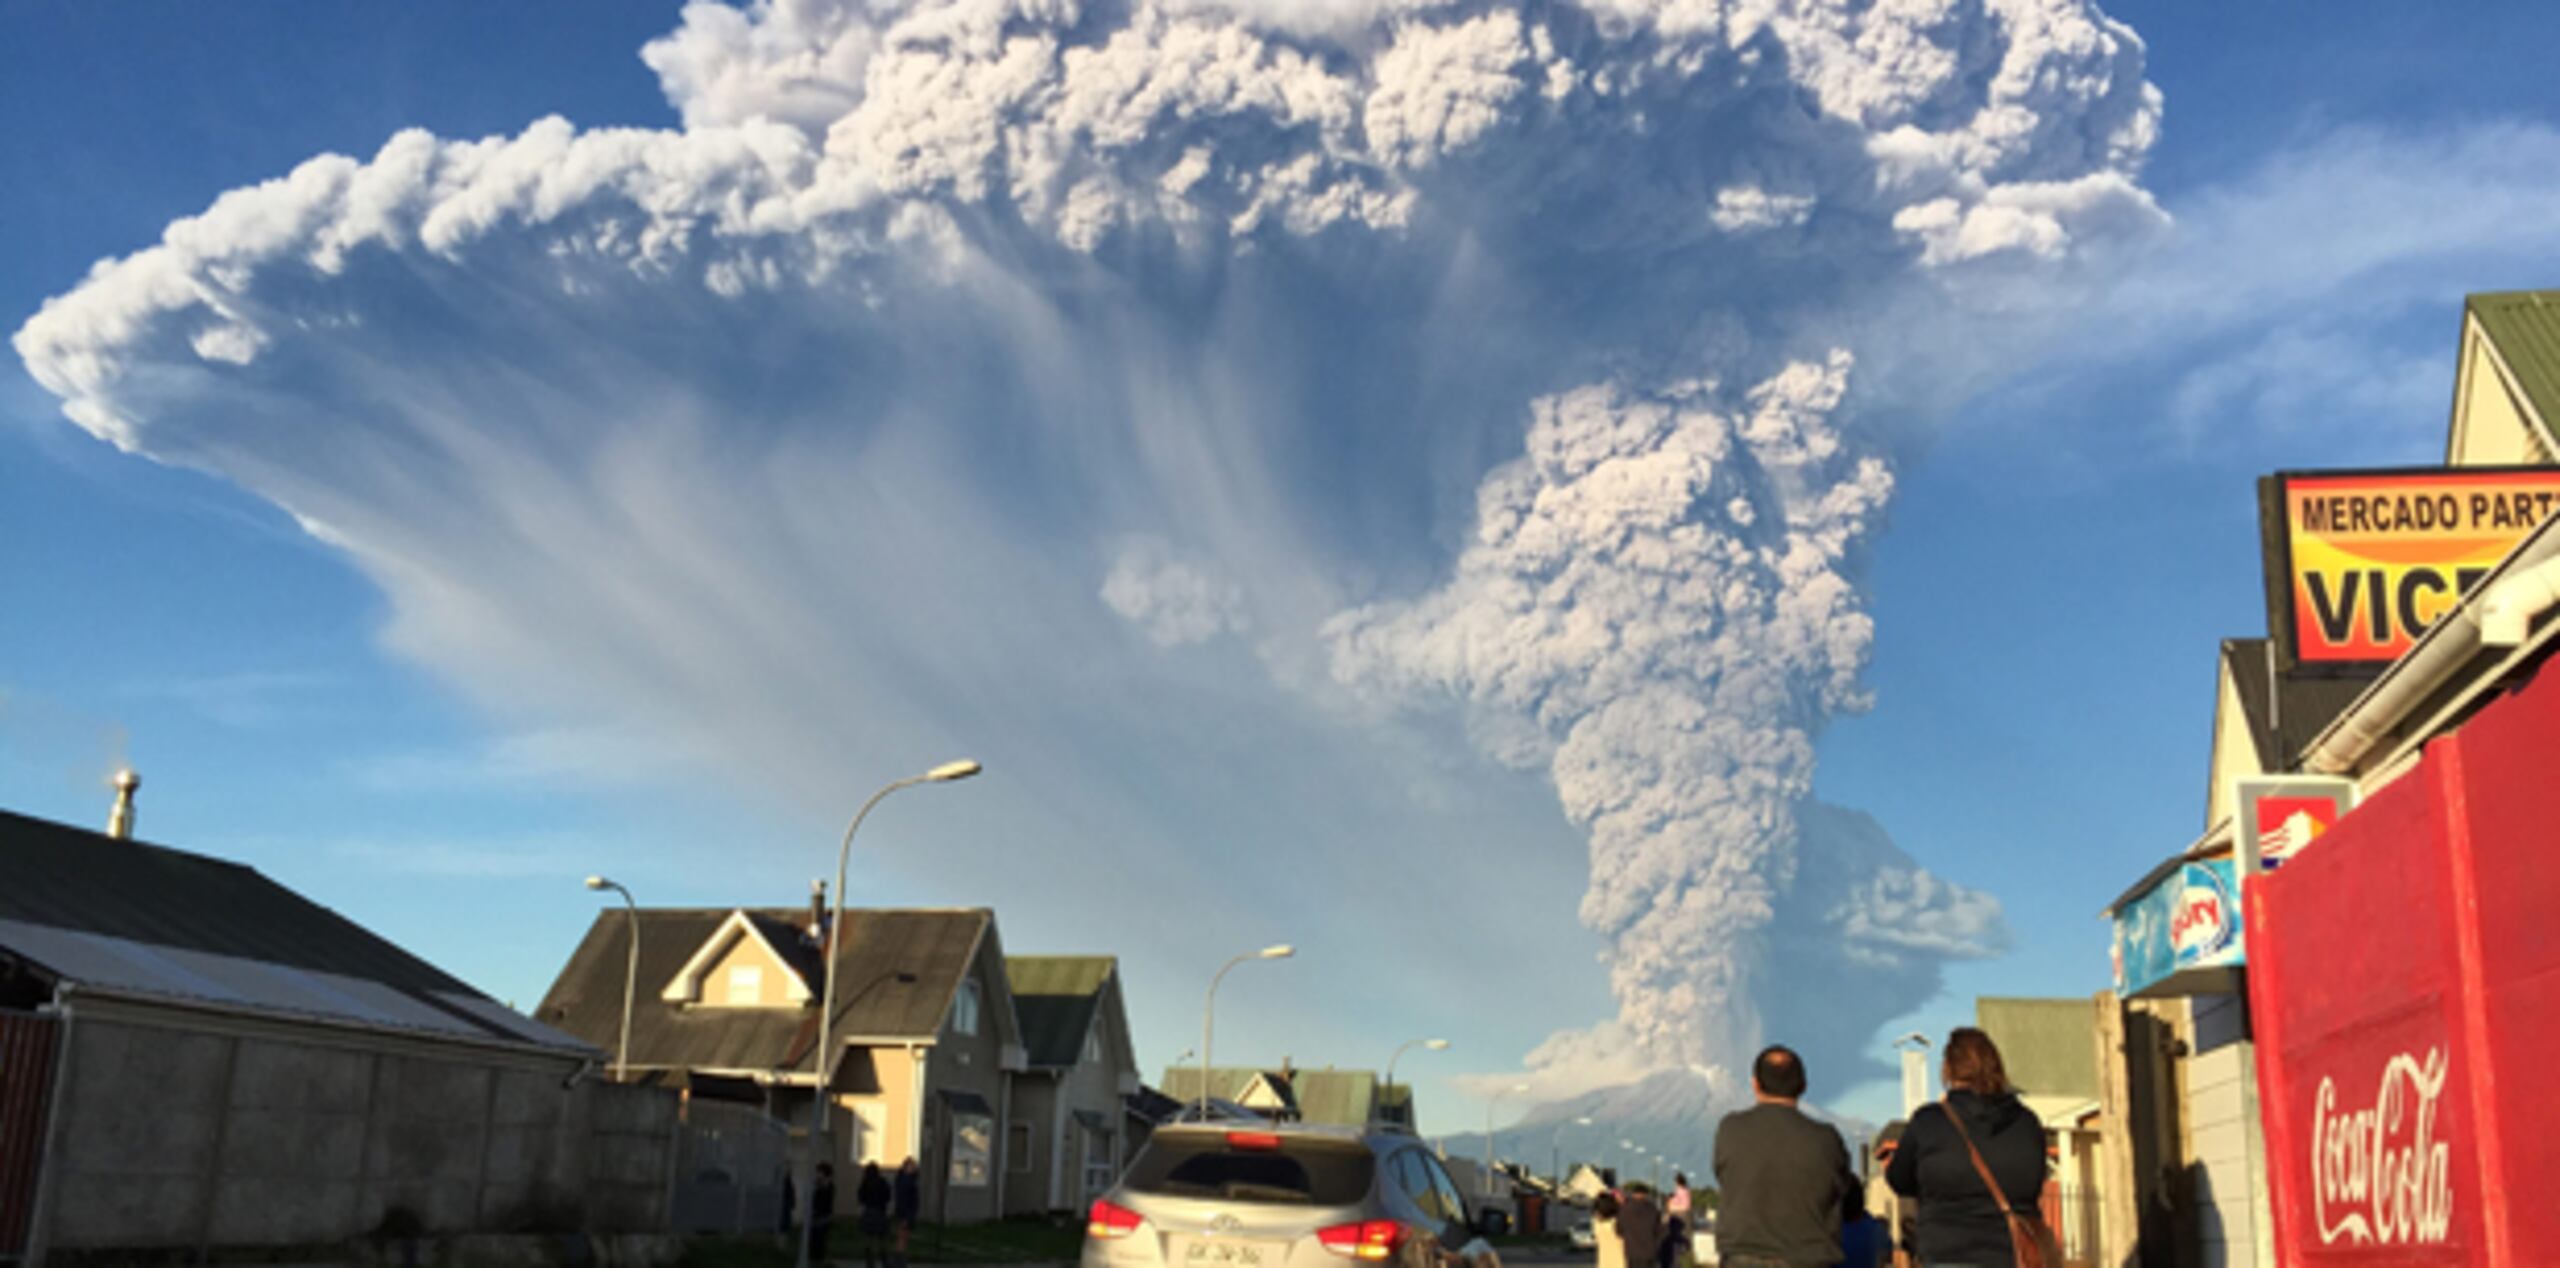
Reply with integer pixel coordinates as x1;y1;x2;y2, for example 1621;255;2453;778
1941;1097;2061;1268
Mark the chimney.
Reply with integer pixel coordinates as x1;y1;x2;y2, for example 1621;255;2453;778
1280;1055;1294;1080
106;769;140;840
808;879;829;941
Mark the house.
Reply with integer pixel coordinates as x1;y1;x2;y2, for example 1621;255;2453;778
535;896;1029;1222
1160;1064;1303;1119
1286;1069;1382;1129
1002;956;1140;1216
0;806;668;1261
1157;1064;1416;1131
1560;1163;1612;1202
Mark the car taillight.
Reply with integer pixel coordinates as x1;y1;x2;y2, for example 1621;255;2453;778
1226;1130;1283;1151
1318;1219;1404;1261
1089;1198;1146;1240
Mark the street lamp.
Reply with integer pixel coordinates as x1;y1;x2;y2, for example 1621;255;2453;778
1485;1082;1529;1202
1200;945;1294;1116
584;876;638;1082
814;760;982;1134
1384;1039;1449;1127
1552;1114;1593;1188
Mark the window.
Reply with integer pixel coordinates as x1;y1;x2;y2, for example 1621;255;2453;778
726;963;764;1004
1122;1134;1376;1206
1423;1155;1474;1233
1085;1025;1103;1065
951;978;982;1036
1083;1124;1116;1202
1010;1122;1035;1173
950;1111;993;1188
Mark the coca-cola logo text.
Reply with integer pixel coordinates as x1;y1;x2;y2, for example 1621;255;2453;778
2311;1047;2452;1247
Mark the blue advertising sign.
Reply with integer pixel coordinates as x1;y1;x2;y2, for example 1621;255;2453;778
2113;855;2246;998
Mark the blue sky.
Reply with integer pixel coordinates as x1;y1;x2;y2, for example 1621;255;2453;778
8;1;2560;1138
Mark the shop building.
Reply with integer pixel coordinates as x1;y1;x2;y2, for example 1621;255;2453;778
2093;288;2560;1268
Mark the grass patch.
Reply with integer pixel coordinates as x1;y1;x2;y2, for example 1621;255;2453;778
907;1216;1088;1264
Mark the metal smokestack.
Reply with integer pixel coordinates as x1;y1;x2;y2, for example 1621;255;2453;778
107;769;141;840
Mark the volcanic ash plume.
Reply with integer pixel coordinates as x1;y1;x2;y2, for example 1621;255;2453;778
17;0;2158;1096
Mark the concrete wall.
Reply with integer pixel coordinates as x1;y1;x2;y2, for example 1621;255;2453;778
2185;993;2272;1268
33;1002;676;1252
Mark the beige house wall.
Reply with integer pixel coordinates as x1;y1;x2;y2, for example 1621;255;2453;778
2448;320;2555;466
701;933;803;1008
2203;659;2261;831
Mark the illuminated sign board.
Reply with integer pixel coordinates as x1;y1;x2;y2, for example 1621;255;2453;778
2261;467;2560;667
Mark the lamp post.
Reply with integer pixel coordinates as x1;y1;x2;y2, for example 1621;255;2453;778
814;760;982;1134
1552;1114;1592;1189
1200;945;1294;1116
1485;1082;1529;1203
1384;1038;1448;1127
583;876;639;1082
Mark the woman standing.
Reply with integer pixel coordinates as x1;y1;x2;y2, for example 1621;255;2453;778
1591;1192;1626;1268
1884;1029;2047;1267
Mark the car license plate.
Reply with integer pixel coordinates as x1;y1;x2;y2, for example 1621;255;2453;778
1184;1242;1273;1266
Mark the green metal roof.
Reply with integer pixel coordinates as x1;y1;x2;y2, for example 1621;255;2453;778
1007;955;1116;1068
1287;1070;1379;1128
1973;997;2100;1101
2469;290;2560;433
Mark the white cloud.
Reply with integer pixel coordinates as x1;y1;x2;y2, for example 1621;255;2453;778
1102;539;1251;647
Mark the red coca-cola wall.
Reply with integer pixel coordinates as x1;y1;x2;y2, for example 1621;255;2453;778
2248;657;2560;1265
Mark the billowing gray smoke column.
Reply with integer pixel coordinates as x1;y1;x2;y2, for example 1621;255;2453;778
17;0;2158;1097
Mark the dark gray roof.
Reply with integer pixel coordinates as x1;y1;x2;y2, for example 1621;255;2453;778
1007;955;1114;1069
535;906;990;1076
0;808;578;1052
2221;638;2376;771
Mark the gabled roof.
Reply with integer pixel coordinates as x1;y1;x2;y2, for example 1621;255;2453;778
1161;1066;1299;1115
1288;1070;1380;1128
2219;638;2374;771
1007;955;1116;1069
1975;996;2100;1101
0;808;582;1054
2468;290;2560;434
536;906;994;1077
662;910;817;1004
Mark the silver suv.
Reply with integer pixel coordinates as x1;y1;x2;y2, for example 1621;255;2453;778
1083;1123;1479;1268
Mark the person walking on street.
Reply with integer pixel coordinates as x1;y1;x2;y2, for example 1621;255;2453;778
1592;1191;1627;1268
1710;1045;1857;1268
808;1162;838;1264
892;1156;923;1266
1615;1183;1664;1268
1884;1028;2048;1268
856;1161;895;1268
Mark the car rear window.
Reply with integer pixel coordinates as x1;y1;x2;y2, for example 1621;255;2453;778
1122;1134;1377;1206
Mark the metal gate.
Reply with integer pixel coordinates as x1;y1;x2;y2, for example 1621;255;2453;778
0;1013;60;1258
670;1099;790;1234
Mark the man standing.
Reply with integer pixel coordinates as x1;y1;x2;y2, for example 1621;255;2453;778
1615;1182;1664;1268
1711;1047;1856;1268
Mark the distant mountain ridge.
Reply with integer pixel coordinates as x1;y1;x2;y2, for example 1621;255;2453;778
1435;1068;1878;1188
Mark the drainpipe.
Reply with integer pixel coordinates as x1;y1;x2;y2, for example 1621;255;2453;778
23;986;80;1268
2302;520;2560;776
2477;554;2560;647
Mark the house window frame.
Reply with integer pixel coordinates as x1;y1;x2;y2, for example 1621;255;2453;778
1009;1121;1035;1174
725;962;764;1005
952;977;982;1036
950;1110;994;1189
